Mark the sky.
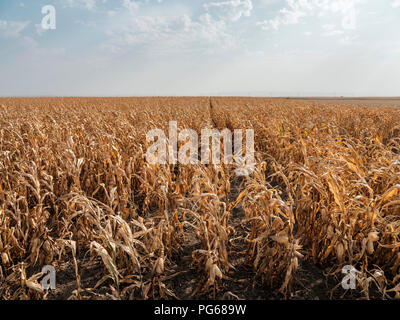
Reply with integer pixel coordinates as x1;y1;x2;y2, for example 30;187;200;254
0;0;399;96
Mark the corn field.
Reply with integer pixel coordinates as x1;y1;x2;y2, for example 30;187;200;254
1;97;400;300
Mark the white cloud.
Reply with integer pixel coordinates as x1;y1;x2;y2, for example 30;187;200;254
340;34;358;45
64;0;99;10
258;0;361;31
107;10;118;17
35;23;48;36
322;24;336;31
321;24;344;36
20;36;39;48
204;0;253;22
323;29;344;37
392;0;400;8
0;21;43;51
75;20;97;28
122;0;140;12
104;12;234;55
0;20;30;38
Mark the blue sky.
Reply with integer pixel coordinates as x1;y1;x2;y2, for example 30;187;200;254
0;0;399;96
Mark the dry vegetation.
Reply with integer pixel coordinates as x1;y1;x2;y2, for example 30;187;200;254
0;97;400;300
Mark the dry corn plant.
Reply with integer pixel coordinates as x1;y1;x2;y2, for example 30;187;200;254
236;161;302;295
178;164;235;298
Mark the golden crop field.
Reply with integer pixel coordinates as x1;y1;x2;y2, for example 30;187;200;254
1;97;400;300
